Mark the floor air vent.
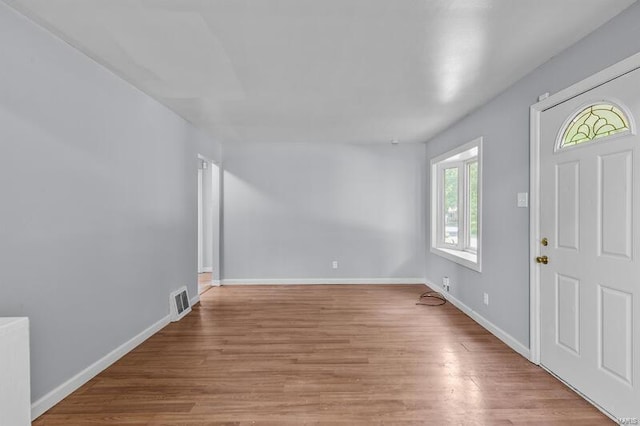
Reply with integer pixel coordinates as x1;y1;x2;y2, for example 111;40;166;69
170;286;191;322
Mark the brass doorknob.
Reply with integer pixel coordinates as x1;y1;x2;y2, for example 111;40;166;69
536;256;549;264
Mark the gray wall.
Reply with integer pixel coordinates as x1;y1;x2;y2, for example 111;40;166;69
223;142;425;280
0;3;220;403
424;2;640;348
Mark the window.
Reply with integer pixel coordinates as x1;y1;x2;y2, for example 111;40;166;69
431;137;482;271
559;103;630;149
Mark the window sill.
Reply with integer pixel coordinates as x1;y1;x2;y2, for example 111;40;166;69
431;247;481;272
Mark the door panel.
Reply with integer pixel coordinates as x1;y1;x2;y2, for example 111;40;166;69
539;67;640;419
599;285;633;384
556;273;580;354
598;151;632;259
556;161;580;250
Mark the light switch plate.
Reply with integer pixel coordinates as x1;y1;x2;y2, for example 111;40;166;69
517;192;528;208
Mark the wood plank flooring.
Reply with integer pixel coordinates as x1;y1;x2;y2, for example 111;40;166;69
34;285;611;425
198;272;213;295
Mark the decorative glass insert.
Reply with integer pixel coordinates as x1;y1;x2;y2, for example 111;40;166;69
561;103;629;148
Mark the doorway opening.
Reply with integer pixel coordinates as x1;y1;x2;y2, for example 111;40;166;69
197;155;220;295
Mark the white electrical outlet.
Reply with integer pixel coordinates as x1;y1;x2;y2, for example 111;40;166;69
483;292;489;305
442;276;450;292
332;260;338;269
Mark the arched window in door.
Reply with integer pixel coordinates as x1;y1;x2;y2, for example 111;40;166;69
559;103;630;149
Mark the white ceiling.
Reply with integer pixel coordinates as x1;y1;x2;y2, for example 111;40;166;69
5;0;636;144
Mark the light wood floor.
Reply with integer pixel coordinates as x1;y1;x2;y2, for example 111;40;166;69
34;285;611;425
198;272;213;295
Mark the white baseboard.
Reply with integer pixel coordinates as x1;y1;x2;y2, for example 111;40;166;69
200;267;213;273
221;278;426;285
31;315;170;420
190;294;200;307
431;285;531;360
212;279;221;286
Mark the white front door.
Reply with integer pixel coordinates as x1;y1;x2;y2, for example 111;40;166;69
539;67;640;420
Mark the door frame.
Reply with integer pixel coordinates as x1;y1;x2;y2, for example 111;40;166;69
197;167;204;273
197;154;223;285
529;52;640;365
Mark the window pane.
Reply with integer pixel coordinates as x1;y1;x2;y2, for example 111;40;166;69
467;161;478;250
443;167;458;245
561;103;629;148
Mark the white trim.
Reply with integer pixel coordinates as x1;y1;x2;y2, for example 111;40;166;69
190;294;200;307
31;315;170;420
529;103;542;364
211;279;221;287
534;52;640;112
529;51;640;365
197;168;203;274
430;137;483;272
197;153;222;283
538;92;550;102
221;278;425;285
430;247;479;271
435;285;531;360
430;137;482;164
196;154;219;166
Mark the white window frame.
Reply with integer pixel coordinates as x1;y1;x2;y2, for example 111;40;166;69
430;137;482;272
